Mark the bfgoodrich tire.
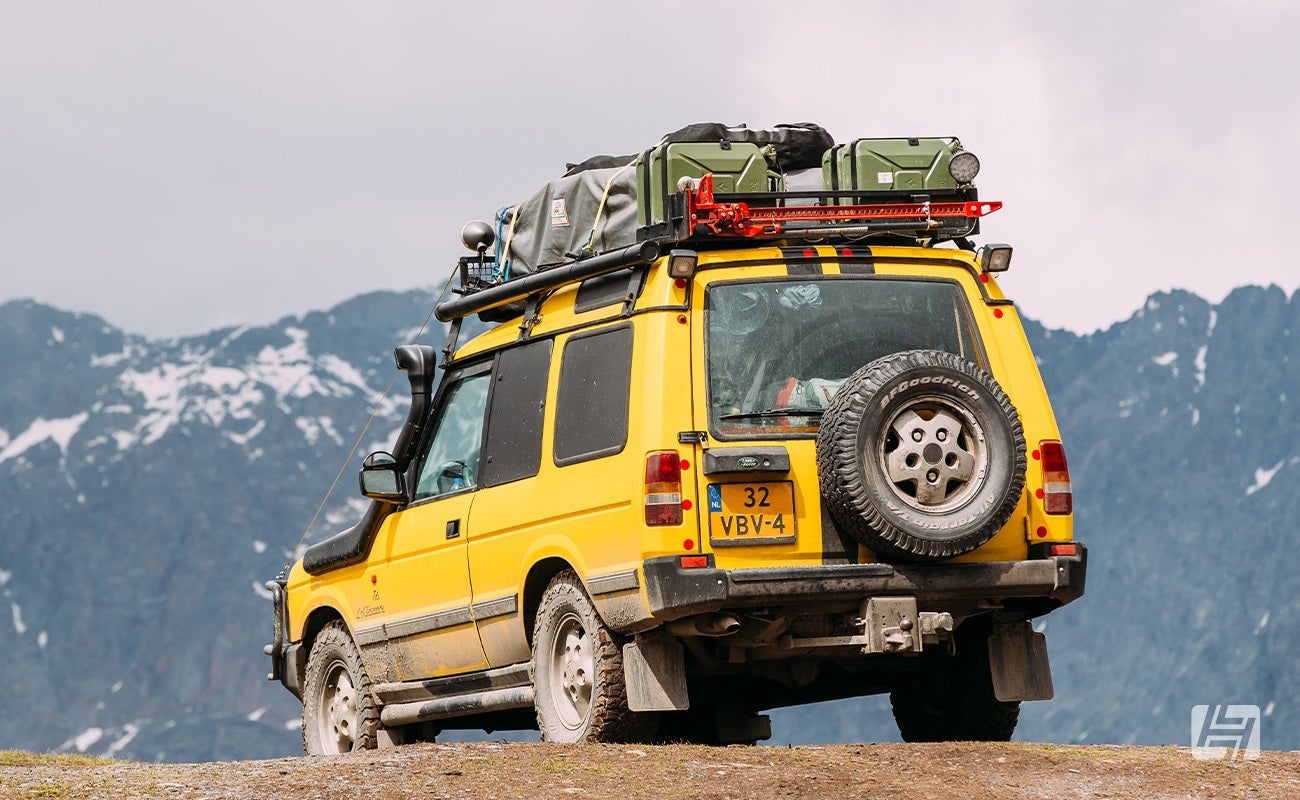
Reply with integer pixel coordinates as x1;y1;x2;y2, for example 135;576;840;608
301;620;380;755
531;570;657;743
817;350;1026;561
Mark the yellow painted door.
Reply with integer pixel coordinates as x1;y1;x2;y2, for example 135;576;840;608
377;369;492;681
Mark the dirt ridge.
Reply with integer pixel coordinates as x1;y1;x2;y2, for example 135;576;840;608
3;741;1298;799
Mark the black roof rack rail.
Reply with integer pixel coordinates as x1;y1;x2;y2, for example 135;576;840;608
435;240;661;323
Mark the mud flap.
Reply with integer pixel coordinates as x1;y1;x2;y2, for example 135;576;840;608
988;621;1054;701
624;635;690;712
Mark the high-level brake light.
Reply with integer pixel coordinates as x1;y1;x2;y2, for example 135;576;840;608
645;451;684;526
1040;441;1072;515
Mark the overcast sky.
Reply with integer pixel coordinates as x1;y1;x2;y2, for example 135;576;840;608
3;1;1297;338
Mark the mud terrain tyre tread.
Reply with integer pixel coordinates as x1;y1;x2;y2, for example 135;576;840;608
301;620;380;755
531;570;658;743
817;349;1026;561
890;621;1020;742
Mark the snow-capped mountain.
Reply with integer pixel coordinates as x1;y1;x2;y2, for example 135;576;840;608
1;284;1297;760
0;290;446;761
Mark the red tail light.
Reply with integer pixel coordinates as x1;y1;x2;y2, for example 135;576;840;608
645;451;683;526
1040;440;1072;515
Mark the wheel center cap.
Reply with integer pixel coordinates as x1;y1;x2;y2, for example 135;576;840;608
923;443;943;464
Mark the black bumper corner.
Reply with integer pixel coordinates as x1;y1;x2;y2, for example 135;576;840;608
265;579;306;699
643;544;1088;621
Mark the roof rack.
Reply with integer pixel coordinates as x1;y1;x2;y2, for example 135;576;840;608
435;170;1003;329
435;241;660;324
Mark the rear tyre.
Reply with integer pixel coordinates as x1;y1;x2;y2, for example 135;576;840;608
301;620;380;755
889;620;1020;742
817;349;1026;561
531;570;658;742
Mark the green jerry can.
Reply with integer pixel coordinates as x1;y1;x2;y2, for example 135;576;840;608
636;141;780;231
823;138;962;202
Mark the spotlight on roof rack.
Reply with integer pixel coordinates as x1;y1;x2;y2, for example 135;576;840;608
668;249;699;279
949;150;981;184
461;220;496;254
978;243;1013;273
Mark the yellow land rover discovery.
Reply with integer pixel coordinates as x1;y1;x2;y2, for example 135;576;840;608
265;127;1086;753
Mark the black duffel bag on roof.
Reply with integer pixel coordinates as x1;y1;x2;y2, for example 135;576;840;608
660;122;835;171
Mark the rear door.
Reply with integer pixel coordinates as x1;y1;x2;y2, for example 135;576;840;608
691;263;832;569
691;256;990;568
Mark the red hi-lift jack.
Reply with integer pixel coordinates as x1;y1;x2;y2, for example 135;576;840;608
683;173;1002;239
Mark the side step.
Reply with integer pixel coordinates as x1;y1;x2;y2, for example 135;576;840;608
372;662;534;728
380;686;535;727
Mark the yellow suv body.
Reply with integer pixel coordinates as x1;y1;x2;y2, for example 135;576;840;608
267;146;1085;753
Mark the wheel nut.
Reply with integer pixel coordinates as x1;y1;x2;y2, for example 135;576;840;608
912;429;924;442
936;429;947;442
927;469;939;483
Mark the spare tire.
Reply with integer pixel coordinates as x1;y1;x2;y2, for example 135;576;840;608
816;350;1026;561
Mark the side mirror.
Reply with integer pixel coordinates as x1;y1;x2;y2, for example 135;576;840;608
358;451;408;504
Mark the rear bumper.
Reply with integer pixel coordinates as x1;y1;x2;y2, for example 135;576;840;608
642;544;1087;621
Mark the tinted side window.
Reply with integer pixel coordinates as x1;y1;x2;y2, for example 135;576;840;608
480;339;553;488
413;372;490;500
554;326;633;466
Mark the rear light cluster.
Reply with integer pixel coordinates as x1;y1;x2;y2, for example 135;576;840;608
644;451;683;526
1039;440;1072;515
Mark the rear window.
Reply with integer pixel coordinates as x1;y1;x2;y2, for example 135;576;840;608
553;325;633;465
705;277;981;438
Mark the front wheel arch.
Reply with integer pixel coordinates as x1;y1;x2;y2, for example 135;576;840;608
301;606;345;658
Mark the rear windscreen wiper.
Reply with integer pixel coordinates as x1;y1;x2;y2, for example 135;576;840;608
719;407;825;421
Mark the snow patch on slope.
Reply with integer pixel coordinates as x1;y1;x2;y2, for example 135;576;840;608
1246;461;1285;496
72;728;103;752
296;415;344;446
107;723;139;756
0;413;90;463
226;419;266;446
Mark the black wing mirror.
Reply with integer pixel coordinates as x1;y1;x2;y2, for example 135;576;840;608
358;451;408;504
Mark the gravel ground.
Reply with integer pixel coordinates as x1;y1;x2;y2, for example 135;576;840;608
3;741;1298;800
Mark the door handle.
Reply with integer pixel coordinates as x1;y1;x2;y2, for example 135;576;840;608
446;519;461;540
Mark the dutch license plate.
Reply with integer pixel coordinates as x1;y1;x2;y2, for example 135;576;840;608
707;482;796;546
